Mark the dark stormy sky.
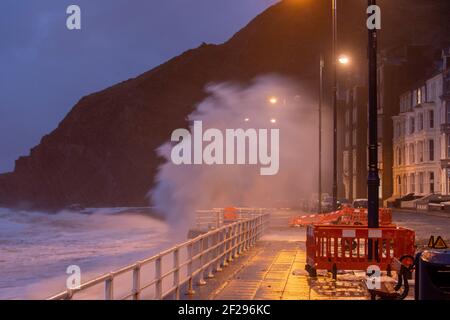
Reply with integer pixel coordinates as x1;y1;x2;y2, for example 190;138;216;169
0;0;278;173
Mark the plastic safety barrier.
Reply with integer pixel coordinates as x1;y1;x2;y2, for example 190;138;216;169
290;207;392;227
305;225;415;274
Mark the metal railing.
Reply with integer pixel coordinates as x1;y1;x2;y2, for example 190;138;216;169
195;208;269;230
47;211;270;300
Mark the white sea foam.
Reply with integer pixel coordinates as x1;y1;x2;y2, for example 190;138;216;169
0;207;171;299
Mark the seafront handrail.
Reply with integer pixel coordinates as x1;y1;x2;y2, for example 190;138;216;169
195;207;269;230
47;209;270;300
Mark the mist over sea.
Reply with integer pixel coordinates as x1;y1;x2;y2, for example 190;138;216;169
0;207;172;299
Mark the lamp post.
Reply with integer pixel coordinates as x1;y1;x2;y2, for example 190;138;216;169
318;54;324;213
367;0;380;260
332;0;338;211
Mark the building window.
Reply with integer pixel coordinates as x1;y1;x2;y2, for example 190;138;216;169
429;110;434;129
447;134;450;158
447;105;450;123
418;113;424;131
419;172;424;194
410;117;415;134
345;132;350;148
402;175;407;195
418;141;424;162
429;139;435;161
430;82;436;102
353;107;357;124
430;172;435;193
343;151;349;175
409;143;415;164
404;146;407;165
398;147;402;166
345;110;350;127
352;129;357;146
410;173;415;193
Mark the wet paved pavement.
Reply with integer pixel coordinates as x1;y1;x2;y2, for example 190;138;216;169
207;209;449;300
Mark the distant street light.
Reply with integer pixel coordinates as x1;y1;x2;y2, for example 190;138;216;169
318;54;324;214
269;97;278;104
338;54;350;65
270;118;277;124
244;118;250;122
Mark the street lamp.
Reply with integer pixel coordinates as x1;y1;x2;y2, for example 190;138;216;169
269;97;278;104
332;0;338;211
367;0;380;260
318;54;324;214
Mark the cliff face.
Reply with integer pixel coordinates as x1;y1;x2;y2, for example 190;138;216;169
1;0;449;209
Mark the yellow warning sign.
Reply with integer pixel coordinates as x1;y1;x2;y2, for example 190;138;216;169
428;236;435;248
433;236;448;249
428;235;448;249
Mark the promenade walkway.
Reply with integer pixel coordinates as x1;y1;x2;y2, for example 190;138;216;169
204;211;370;300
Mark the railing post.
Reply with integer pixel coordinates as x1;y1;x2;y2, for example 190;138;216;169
222;228;229;267
228;225;234;262
234;223;240;257
186;243;195;295
248;220;253;247
207;234;215;279
215;231;223;272
236;223;242;256
215;210;220;229
173;248;180;300
105;274;114;300
244;220;250;251
132;263;141;300
252;218;257;245
257;216;262;240
198;237;207;285
155;255;162;299
242;221;247;252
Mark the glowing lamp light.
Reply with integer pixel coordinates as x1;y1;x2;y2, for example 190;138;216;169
270;118;277;124
338;54;350;65
269;97;278;104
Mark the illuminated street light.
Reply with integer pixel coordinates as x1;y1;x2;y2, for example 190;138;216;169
269;97;278;104
338;54;350;65
270;118;277;124
244;118;250;122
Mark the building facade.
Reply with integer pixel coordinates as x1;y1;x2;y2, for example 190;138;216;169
378;45;438;202
392;48;450;197
438;48;450;194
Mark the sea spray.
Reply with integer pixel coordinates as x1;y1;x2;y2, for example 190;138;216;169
150;75;327;231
